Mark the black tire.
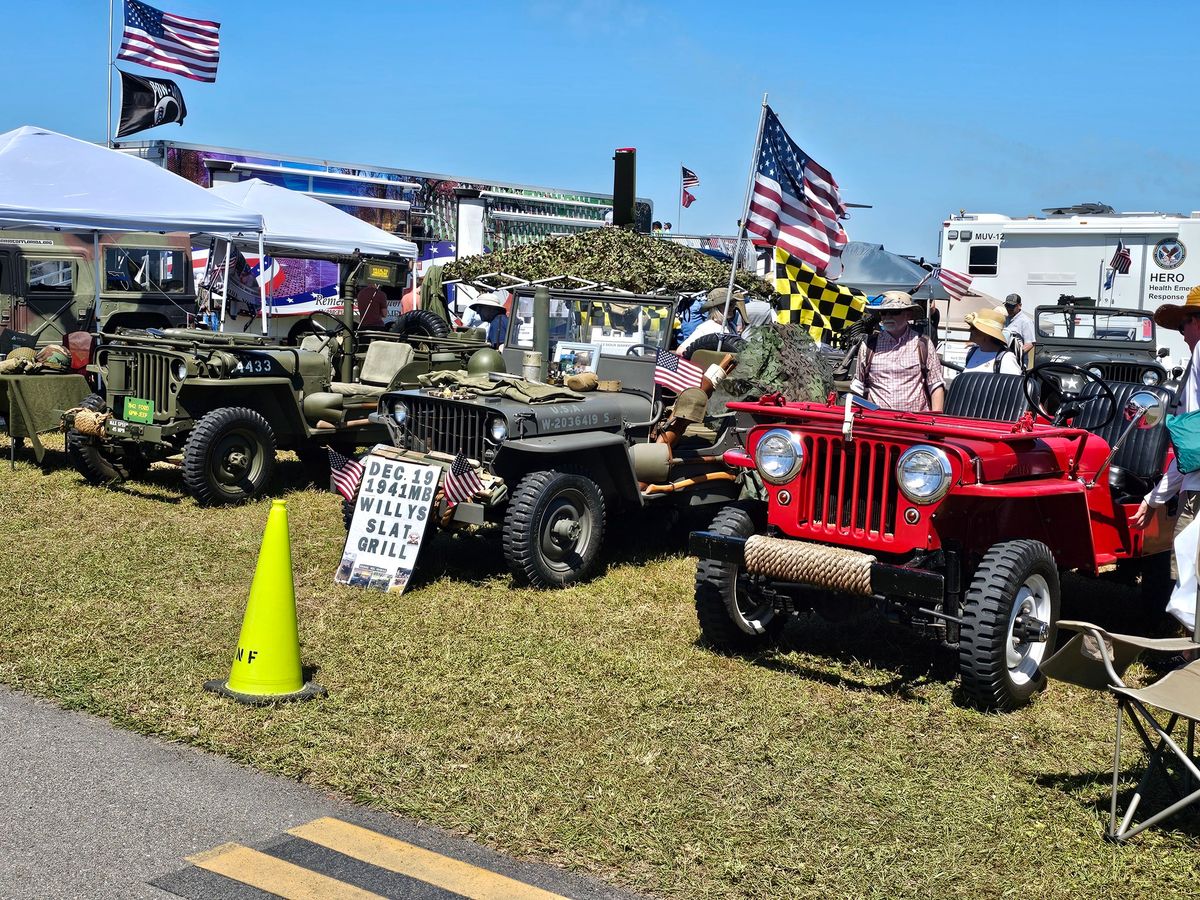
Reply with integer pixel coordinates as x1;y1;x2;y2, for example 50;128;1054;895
694;503;786;652
959;540;1060;712
181;407;276;505
502;470;605;588
66;393;126;485
393;309;451;339
295;443;331;488
681;332;746;359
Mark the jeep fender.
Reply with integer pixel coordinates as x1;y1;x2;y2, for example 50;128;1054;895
935;490;1095;572
181;380;309;448
494;433;642;506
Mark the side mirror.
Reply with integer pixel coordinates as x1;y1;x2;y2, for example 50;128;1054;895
1158;347;1170;358
1174;366;1184;378
1125;390;1166;430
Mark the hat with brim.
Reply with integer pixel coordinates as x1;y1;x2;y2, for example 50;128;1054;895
875;290;919;312
1154;285;1200;331
701;287;746;315
964;308;1007;343
470;293;507;313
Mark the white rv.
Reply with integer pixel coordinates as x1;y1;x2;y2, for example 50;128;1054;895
939;204;1200;364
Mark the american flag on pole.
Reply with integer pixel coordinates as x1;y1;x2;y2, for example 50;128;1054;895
746;107;848;275
444;451;484;507
654;348;705;393
682;166;700;188
1110;239;1132;274
933;266;973;300
119;0;221;83
327;448;364;502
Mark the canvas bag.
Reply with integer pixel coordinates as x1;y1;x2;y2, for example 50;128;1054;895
1166;411;1200;474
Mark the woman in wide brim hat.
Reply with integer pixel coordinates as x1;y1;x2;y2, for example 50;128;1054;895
1154;286;1200;332
962;307;1021;374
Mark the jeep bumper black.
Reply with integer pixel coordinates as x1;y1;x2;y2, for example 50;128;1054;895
689;530;944;603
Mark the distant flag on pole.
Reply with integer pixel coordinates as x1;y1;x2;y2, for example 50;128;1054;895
119;0;221;84
932;266;973;300
1106;239;1132;289
745;107;848;275
444;451;484;508
681;188;696;209
654;348;705;393
681;166;700;188
327;448;365;502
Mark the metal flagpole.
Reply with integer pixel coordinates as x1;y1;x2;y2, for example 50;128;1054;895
677;162;683;234
718;93;769;345
258;232;269;334
218;240;232;332
106;0;115;145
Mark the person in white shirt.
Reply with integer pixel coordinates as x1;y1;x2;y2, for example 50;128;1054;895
962;308;1022;375
1002;293;1036;355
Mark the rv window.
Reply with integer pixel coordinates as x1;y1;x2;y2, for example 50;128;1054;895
968;245;998;276
26;259;73;293
104;248;188;293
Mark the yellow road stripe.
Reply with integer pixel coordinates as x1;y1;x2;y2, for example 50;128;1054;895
186;842;384;900
289;817;569;900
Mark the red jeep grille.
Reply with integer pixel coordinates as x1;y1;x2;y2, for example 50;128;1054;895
803;435;900;540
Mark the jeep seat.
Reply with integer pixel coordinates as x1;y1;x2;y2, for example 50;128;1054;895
1073;381;1172;503
329;340;415;406
943;372;1030;422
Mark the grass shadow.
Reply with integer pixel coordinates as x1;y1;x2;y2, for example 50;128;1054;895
1036;768;1200;840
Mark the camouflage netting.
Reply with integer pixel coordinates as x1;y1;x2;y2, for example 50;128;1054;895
718;322;833;403
439;227;771;297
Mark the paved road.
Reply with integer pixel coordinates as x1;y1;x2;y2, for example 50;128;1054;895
0;686;638;900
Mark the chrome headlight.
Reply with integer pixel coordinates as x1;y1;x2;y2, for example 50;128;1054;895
1142;369;1160;386
754;428;804;484
390;400;409;426
171;358;188;381
1088;366;1104;379
489;417;508;442
896;445;952;505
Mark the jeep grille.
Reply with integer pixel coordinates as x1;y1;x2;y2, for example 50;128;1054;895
1099;362;1151;384
404;398;488;462
804;435;900;539
110;349;174;417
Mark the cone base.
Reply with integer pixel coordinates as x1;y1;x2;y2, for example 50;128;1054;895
204;678;326;706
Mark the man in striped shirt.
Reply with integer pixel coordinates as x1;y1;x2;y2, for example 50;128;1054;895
849;292;945;413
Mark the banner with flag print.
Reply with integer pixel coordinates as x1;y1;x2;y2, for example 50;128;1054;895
444;451;484;508
328;448;364;502
774;248;867;345
933;266;973;300
119;0;221;83
654;348;705;393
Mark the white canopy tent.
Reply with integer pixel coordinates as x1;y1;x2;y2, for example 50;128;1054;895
0;125;269;330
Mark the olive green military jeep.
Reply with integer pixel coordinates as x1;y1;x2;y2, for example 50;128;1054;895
64;311;494;504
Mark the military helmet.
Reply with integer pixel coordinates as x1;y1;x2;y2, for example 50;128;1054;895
466;347;506;376
6;347;37;363
36;343;71;370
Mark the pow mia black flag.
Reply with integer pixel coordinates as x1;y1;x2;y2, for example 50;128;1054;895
116;68;187;138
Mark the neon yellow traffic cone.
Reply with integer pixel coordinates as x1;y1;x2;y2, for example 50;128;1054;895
205;500;325;705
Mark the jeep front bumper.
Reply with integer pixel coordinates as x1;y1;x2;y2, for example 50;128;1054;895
689;531;944;603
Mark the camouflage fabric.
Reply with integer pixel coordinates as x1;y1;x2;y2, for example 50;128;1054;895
418;370;583;404
35;344;71;371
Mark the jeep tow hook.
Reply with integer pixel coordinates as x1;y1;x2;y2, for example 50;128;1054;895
1012;615;1050;644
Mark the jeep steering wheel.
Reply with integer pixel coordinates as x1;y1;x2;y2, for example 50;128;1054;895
1022;361;1117;428
626;343;658;357
309;310;350;336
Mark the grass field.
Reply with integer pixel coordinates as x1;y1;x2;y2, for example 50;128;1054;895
1;436;1197;898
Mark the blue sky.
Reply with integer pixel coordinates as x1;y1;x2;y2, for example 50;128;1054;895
8;1;1199;258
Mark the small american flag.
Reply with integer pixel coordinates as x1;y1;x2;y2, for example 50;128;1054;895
119;0;221;83
654;348;705;393
682;166;700;188
327;448;364;502
933;266;973;300
746;107;847;275
444;451;483;507
1110;240;1132;275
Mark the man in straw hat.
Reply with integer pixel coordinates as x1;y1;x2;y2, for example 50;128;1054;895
850;291;945;412
1132;286;1200;646
963;307;1022;375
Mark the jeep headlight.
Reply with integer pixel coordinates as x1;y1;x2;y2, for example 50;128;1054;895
489;417;508;442
1142;369;1160;386
1088;366;1104;379
896;445;952;505
391;400;409;427
754;428;804;484
171;358;188;381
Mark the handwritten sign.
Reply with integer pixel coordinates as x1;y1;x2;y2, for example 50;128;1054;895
336;454;439;594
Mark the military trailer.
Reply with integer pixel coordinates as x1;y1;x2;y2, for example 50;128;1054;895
63;311;491;504
369;285;753;587
0;231;195;352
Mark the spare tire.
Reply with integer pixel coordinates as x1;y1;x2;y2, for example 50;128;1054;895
681;332;746;359
391;309;450;339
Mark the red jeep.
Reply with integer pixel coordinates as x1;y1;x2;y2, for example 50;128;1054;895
689;365;1175;711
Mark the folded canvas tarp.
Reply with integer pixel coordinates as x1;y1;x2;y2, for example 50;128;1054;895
209;179;416;260
0;125;262;234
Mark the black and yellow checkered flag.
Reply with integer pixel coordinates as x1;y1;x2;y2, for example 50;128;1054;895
774;247;867;344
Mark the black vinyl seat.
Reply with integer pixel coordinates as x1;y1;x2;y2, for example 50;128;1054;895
944;372;1030;422
1073;381;1173;503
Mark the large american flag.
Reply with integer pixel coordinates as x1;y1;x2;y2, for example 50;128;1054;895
444;451;484;508
654;348;705;393
327;448;364;502
746;107;847;274
119;0;221;83
681;166;700;188
933;266;973;300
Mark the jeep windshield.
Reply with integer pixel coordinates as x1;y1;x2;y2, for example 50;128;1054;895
1036;308;1154;343
509;294;674;358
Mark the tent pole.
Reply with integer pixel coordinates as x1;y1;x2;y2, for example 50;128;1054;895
258;232;268;335
106;0;114;146
92;232;103;330
219;240;231;332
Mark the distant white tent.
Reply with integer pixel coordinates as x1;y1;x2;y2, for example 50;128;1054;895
209;179;416;260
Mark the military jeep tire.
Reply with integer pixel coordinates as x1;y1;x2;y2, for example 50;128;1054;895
694;503;786;652
66;393;149;484
502;470;605;588
182;407;276;505
959;539;1060;712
